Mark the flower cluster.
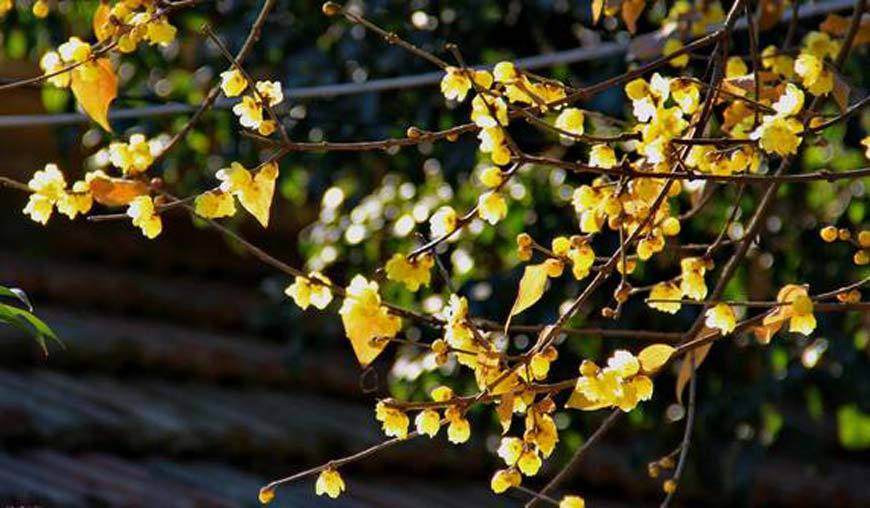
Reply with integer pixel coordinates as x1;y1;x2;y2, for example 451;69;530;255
93;0;178;50
22;164;92;225
567;350;654;412
221;69;285;135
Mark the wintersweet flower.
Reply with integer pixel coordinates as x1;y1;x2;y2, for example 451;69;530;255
315;468;345;499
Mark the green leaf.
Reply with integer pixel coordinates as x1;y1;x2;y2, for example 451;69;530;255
0;286;33;311
0;286;62;355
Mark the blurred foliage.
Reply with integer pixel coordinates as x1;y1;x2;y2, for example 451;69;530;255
2;0;869;503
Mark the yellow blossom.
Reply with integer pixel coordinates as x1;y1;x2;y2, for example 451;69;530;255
39;51;70;88
497;437;524;466
447;416;471;444
725;56;748;77
471;95;509;128
802;31;840;60
569;242;595;280
751;115;804;156
58;36;91;63
255;80;284;106
761;45;795;78
284;272;333;310
126;195;162;239
480;166;505;188
23;164;70;225
517;449;542;476
663;38;688;68
145;18;177;45
568;350;654;412
789;294;816;335
649;282;682;314
109;134;156;175
232;95;264;129
490;468;521;494
554;108;585;138
338;275;401;366
772;83;805;117
478;191;508;225
258;487;275;504
560;496;585;508
589;144;617;168
385;253;434;291
315;468;345;499
705;303;736;334
429;206;458;239
478;126;512;165
415;409;441;437
375;401;410;439
440;66;472;101
194;190;237;218
680;257;708;301
220;69;247;97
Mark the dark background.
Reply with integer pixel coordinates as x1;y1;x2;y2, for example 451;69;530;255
1;0;868;506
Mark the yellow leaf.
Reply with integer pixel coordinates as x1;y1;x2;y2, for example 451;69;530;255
591;0;605;24
93;2;113;42
676;341;712;404
237;162;277;227
70;59;117;131
505;262;557;332
638;343;675;373
88;175;148;207
820;14;870;45
621;0;646;34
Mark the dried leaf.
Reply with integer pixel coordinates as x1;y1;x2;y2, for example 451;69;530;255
88;175;148;207
621;0;646;34
832;72;850;112
496;392;515;434
676;341;712;404
93;1;113;42
820;13;870;45
638;343;675;373
758;0;786;32
70;58;117;132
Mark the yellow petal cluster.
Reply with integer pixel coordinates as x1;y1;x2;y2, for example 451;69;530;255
567;351;654;412
126;195;162;239
385;253;434;291
285;273;333;310
315;468;345;499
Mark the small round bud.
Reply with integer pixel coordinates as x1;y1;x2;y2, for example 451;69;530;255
431;339;448;354
322;2;342;16
838;228;852;241
858;230;870;248
406;126;423;139
517;233;533;248
258;487;276;504
149;177;164;188
648;463;660;478
663;479;677;494
854;250;869;266
601;307;616;318
820;225;838;242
